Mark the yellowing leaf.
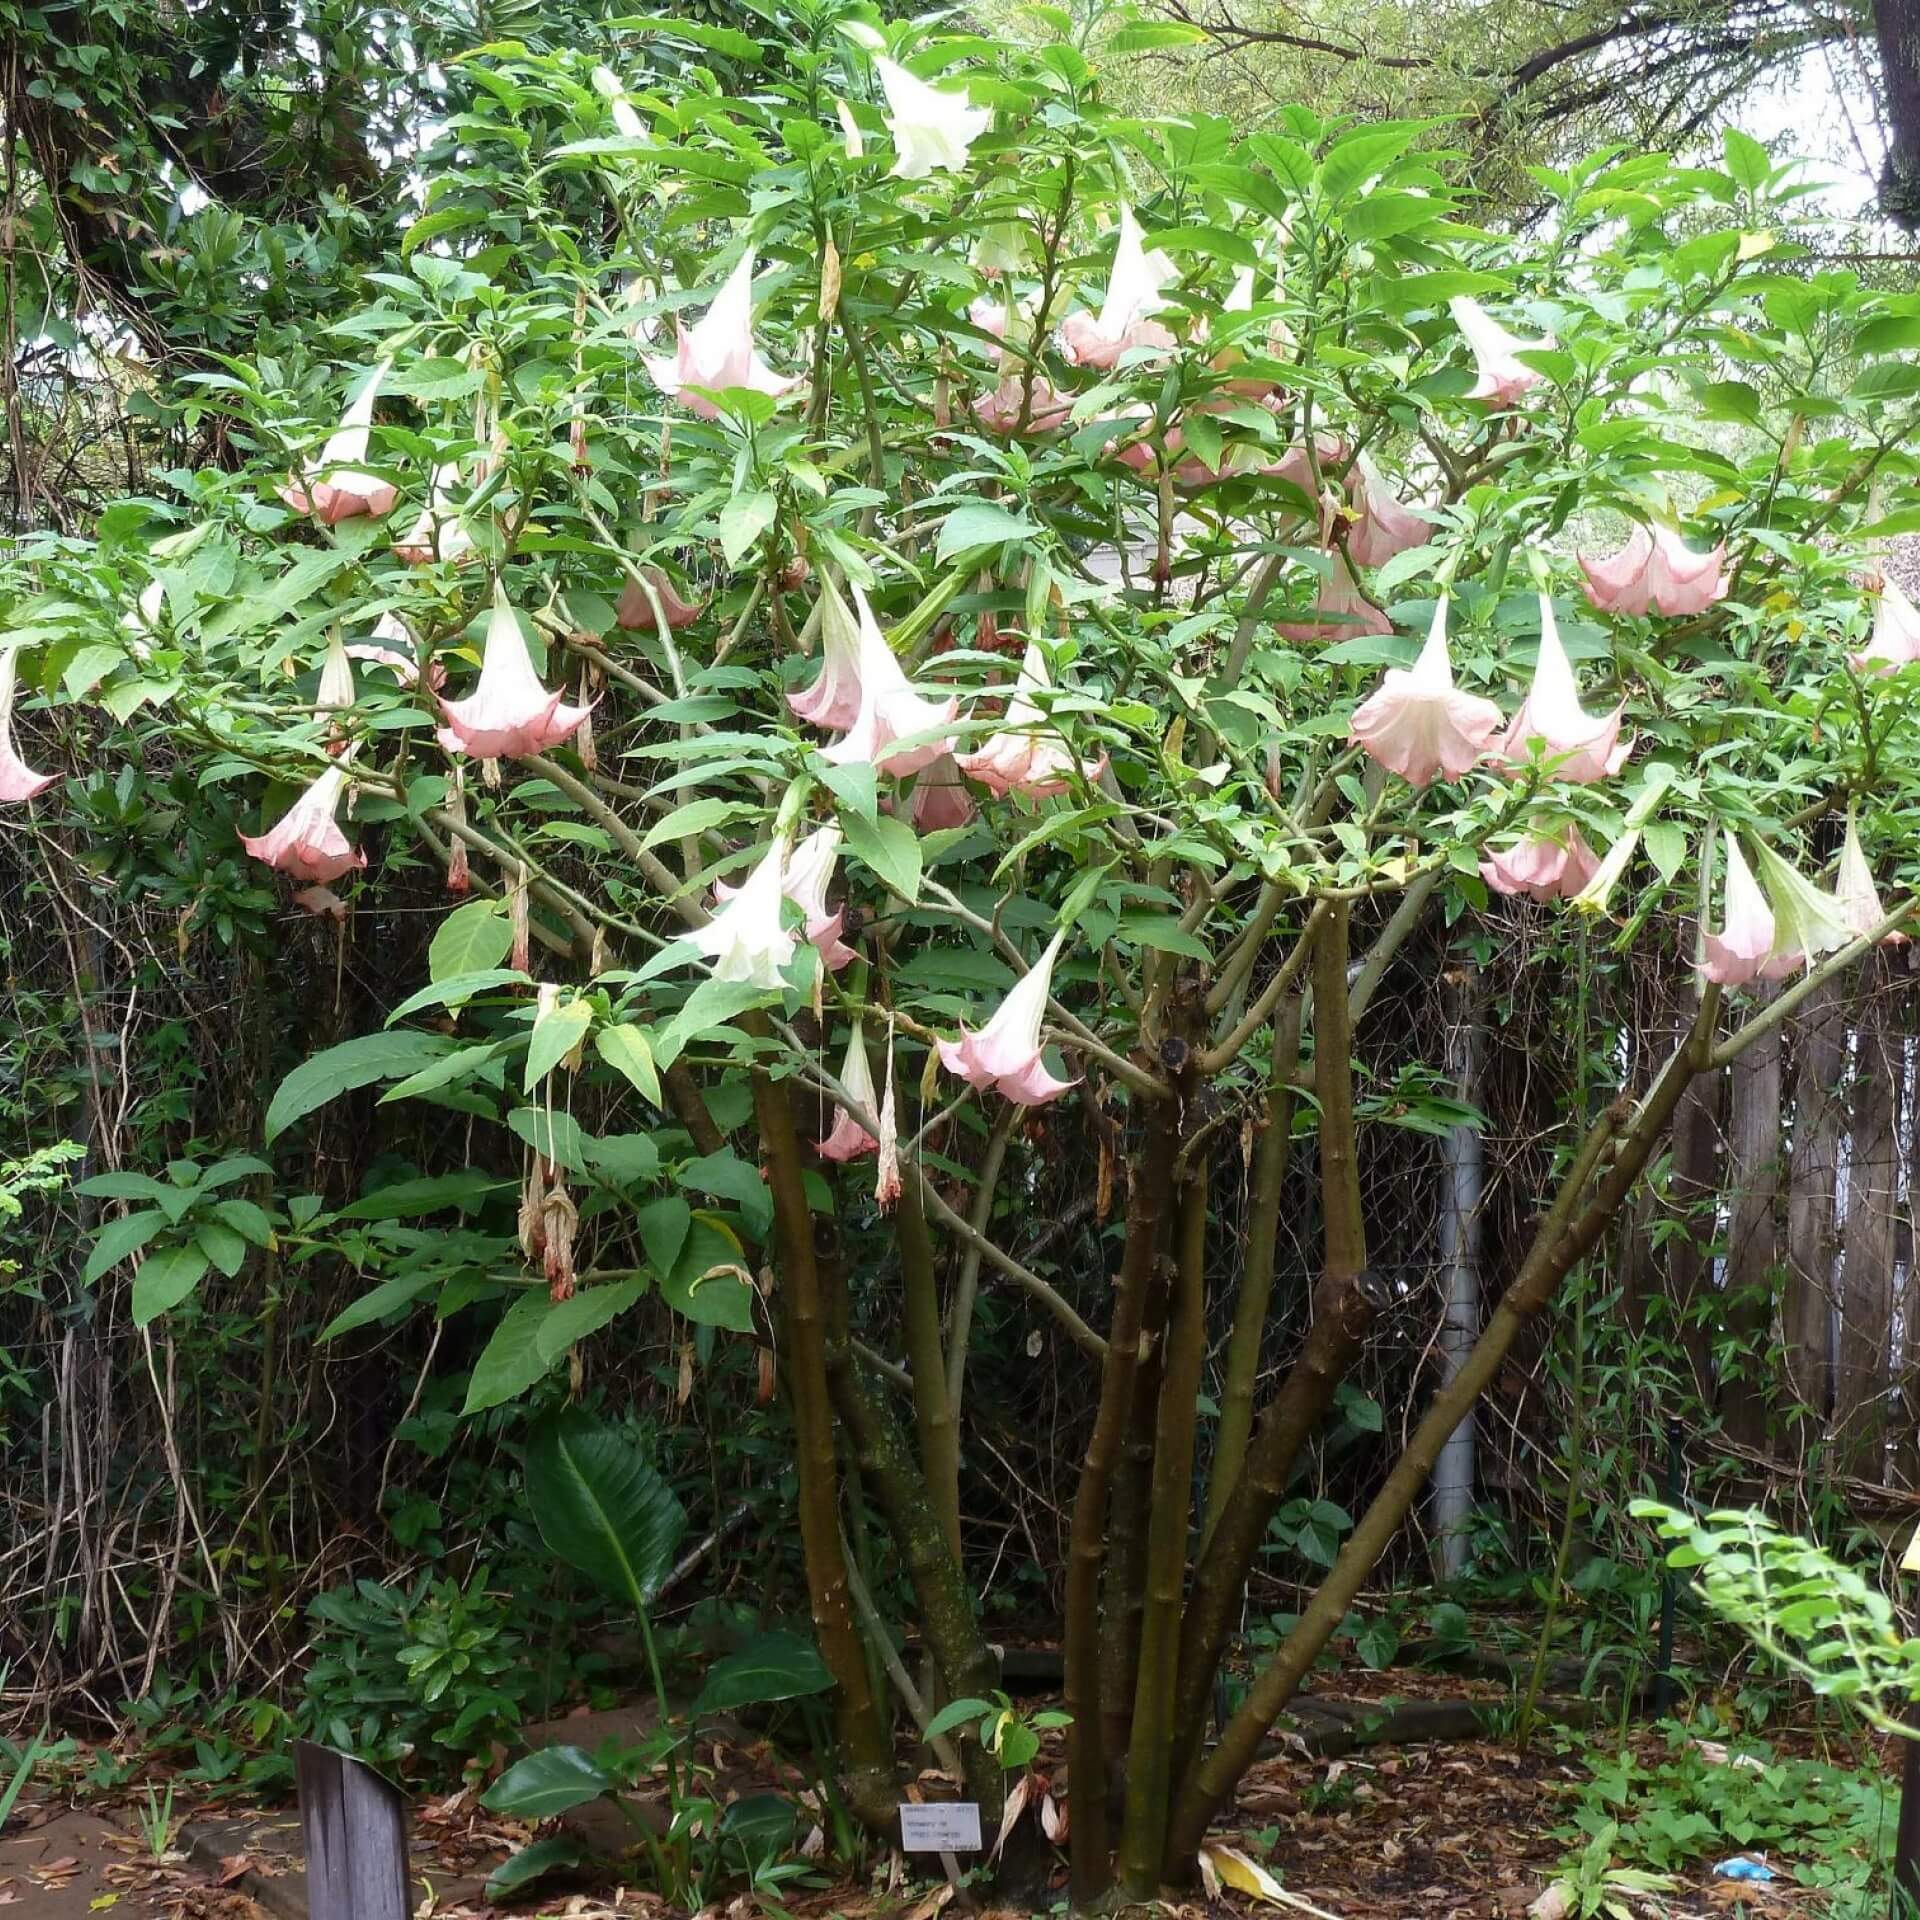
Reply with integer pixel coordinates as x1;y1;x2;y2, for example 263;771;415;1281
1198;1843;1345;1920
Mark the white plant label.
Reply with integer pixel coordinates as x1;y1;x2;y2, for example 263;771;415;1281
898;1801;982;1852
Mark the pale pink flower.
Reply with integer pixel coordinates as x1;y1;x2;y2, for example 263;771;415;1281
906;752;977;830
1750;838;1852;979
279;369;398;524
438;583;589;760
393;464;478;566
817;1022;880;1162
644;252;798;421
1700;832;1775;985
788;576;866;731
1480;825;1601;903
936;932;1077;1107
820;586;958;776
0;647;55;802
241;765;366;884
781;824;856;971
1849;577;1920;673
691;836;796;988
1275;549;1393;644
317;630;355;716
956;642;1106;798
1835;813;1907;944
874;54;992;180
1344;453;1430;568
615;567;704;632
972;370;1072;435
1058;209;1179;369
1449;296;1551;406
1497;594;1628;785
1579;524;1728;618
1349;597;1503;786
348;614;448;691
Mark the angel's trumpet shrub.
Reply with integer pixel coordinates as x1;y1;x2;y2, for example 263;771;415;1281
874;54;991;180
691;837;796;989
1480;826;1601;903
279;370;397;524
1449;296;1550;406
1058;208;1178;370
437;585;589;761
644;252;798;421
936;932;1077;1106
819;586;958;776
788;578;866;731
0;647;55;803
1498;595;1628;785
905;752;977;830
240;765;366;885
615;567;704;633
957;642;1106;798
1343;454;1430;568
719;823;856;973
1578;523;1727;617
972;370;1072;435
1348;598;1502;786
1849;577;1920;673
817;1023;881;1162
1751;837;1853;979
393;464;478;567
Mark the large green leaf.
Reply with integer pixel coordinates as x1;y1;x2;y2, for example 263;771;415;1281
486;1835;584;1902
524;1407;687;1612
132;1243;211;1324
265;1033;453;1143
463;1291;559;1413
535;1279;647;1361
429;899;515;982
82;1208;167;1286
694;1630;833;1713
480;1747;610;1819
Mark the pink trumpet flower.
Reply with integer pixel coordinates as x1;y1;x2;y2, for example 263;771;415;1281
1349;597;1503;787
0;647;56;802
1498;595;1628;785
348;613;448;691
393;464;478;566
1578;523;1727;618
789;577;866;731
692;836;797;989
1449;296;1551;406
1849;577;1920;673
1480;825;1601;903
1836;813;1907;944
936;931;1077;1107
972;370;1072;435
241;765;366;884
817;1023;881;1162
874;54;993;180
615;567;704;632
438;584;589;760
1750;837;1852;980
906;751;977;830
1699;832;1775;985
1275;549;1393;644
956;642;1106;798
1058;208;1179;369
644;252;798;421
719;823;856;973
279;369;398;524
1344;453;1430;568
819;585;958;776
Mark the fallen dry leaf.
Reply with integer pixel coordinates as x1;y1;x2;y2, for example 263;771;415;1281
215;1855;251;1886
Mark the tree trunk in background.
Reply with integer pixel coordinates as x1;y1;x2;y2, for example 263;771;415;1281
1837;962;1899;1480
1873;0;1920;226
1719;999;1781;1448
1784;979;1845;1434
1430;965;1483;1580
1663;1037;1725;1402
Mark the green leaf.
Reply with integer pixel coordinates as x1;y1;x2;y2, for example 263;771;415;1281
524;1406;688;1610
321;1273;437;1341
381;1042;505;1105
132;1244;211;1324
679;1151;773;1237
659;1218;757;1330
481;1747;611;1819
655;977;776;1068
694;1630;833;1713
637;1195;691;1276
195;1220;249;1278
463;1291;559;1413
923;1697;995;1742
338;1171;506;1220
387;970;531;1024
508;1106;593;1175
525;997;592;1092
595;1025;662;1107
429;900;515;982
717;489;776;566
936;503;1039;561
265;1033;453;1143
83;1209;167;1285
535;1279;648;1360
1722;127;1772;192
639;797;754;854
62;643;126;700
840;809;921;904
485;1836;584;1903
